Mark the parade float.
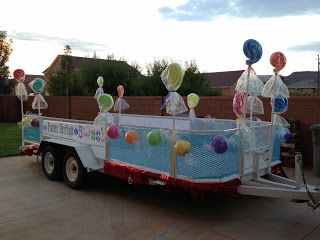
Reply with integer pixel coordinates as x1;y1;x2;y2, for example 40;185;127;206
17;40;320;208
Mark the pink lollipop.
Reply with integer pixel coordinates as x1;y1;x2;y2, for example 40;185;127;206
233;92;245;117
270;52;286;74
13;69;25;82
117;85;124;97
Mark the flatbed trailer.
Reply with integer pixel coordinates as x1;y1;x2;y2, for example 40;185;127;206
20;113;320;203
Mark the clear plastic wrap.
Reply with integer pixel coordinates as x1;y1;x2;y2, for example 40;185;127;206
93;112;114;125
94;87;104;99
114;97;129;112
161;63;187;115
246;96;264;115
262;75;289;97
32;94;48;110
235;68;264;96
273;114;290;128
15;82;28;101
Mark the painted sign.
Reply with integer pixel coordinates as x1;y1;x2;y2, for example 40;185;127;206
43;120;105;144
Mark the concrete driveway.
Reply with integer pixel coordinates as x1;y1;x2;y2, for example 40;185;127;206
0;156;319;240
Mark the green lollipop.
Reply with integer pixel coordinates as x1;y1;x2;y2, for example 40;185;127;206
161;63;185;91
97;94;114;112
187;93;199;109
97;76;104;88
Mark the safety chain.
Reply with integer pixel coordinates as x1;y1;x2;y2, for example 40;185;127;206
297;153;320;211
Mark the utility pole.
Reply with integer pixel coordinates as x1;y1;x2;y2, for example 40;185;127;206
318;54;319;96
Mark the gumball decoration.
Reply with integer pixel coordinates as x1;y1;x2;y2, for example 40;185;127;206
107;124;119;139
270;52;286;74
211;136;229;154
22;117;31;127
147;130;162;146
125;130;139;144
243;39;263;65
31;118;40;127
174;140;191;156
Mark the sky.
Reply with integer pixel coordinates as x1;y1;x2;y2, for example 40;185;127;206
1;0;320;76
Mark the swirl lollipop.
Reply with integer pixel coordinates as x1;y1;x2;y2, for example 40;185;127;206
29;78;48;115
187;93;199;118
160;63;187;115
97;94;114;113
13;69;28;101
270;52;286;74
113;85;129;112
243;39;263;65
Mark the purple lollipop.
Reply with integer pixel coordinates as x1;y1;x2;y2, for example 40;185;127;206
211;136;228;154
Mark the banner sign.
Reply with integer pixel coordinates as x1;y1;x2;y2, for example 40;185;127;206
43;120;105;144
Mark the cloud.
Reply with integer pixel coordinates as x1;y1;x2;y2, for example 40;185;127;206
287;42;320;52
159;0;320;21
8;32;109;52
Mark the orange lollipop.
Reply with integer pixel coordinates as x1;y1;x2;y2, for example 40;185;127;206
125;130;139;144
270;52;286;74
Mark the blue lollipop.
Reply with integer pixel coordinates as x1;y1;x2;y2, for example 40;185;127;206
243;39;263;65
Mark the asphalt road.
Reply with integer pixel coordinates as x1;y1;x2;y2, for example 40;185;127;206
0;156;319;240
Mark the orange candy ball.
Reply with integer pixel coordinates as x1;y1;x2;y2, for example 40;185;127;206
125;130;139;144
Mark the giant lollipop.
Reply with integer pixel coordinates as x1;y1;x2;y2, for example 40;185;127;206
29;78;48;115
113;85;129;125
187;93;199;118
160;63;187;115
94;76;104;99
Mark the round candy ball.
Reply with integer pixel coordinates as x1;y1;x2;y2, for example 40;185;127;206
31;118;39;127
174;140;191;156
211;136;228;154
21;117;31;127
147;130;162;146
107;125;119;139
125;130;139;144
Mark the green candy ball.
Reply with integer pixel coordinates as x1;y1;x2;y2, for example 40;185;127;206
147;131;162;146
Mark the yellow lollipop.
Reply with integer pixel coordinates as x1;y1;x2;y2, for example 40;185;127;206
161;63;185;91
187;93;199;109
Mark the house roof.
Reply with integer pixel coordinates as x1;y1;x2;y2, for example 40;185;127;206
43;55;130;74
205;70;244;87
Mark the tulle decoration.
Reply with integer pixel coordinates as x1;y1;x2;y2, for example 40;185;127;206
262;75;289;97
235;68;264;96
273;114;290;128
94;112;114;125
160;63;187;115
32;94;48;110
94;87;104;99
114;97;129;112
272;93;288;113
246;96;264;115
234;119;256;150
233;92;245;117
15;83;28;101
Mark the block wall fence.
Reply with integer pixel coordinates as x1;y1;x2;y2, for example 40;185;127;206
1;96;319;166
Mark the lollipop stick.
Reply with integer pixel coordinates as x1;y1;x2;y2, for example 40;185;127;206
38;96;41;115
20;97;24;146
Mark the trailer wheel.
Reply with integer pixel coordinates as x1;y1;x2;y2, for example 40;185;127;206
41;146;62;180
63;151;86;189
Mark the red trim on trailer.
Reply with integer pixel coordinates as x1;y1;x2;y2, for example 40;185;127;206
104;161;286;198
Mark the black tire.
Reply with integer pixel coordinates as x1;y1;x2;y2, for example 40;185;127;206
41;146;62;180
63;151;86;189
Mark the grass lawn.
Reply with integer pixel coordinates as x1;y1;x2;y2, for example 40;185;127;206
0;122;21;157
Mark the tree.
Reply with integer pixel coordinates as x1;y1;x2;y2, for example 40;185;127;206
0;31;13;95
